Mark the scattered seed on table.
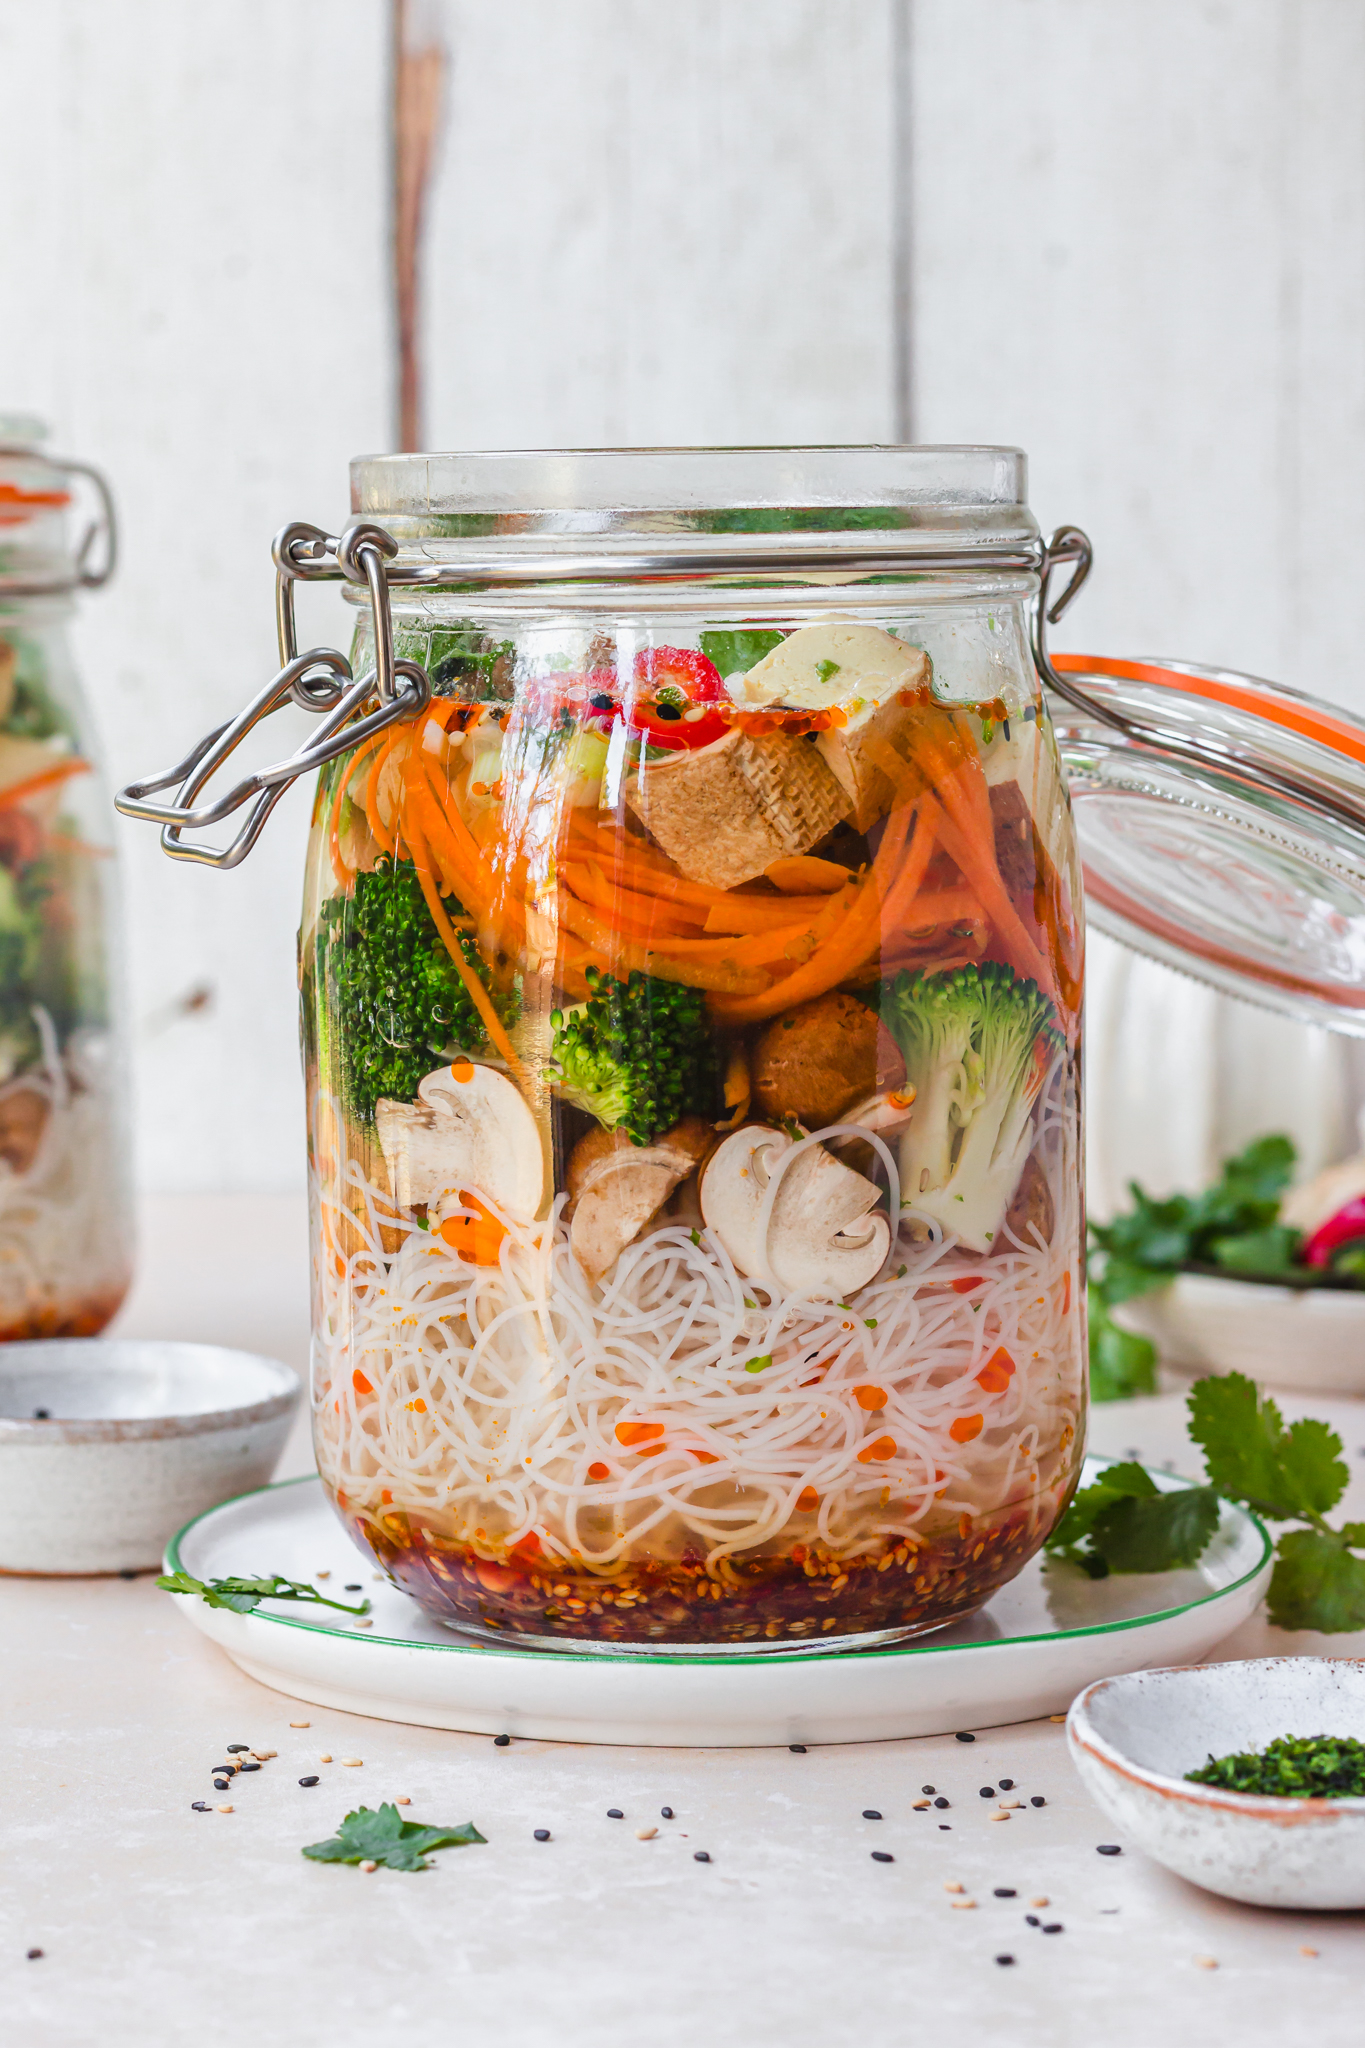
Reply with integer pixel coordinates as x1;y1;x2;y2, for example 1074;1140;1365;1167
1194;1956;1218;1970
213;1779;229;1791
938;1825;951;1831
999;1799;1022;1810
988;1813;1010;1823
493;1735;511;1748
360;1860;378;1873
979;1787;996;1799
534;1828;551;1841
341;1759;363;1768
238;1762;262;1774
26;1949;43;1960
1031;1796;1046;1807
995;1955;1015;1967
1300;1946;1319;1958
216;1805;233;1814
298;1776;320;1787
1049;1714;1066;1723
955;1732;976;1743
862;1809;882;1821
191;1802;210;1813
1025;1915;1039;1927
395;1797;411;1806
912;1799;931;1810
789;1744;807;1753
226;1745;249;1754
950;1898;975;1909
316;1571;331;1580
998;1778;1014;1791
319;1754;333;1764
1097;1844;1121;1856
871;1851;895;1864
289;1720;310;1728
921;1784;936;1794
661;1807;674;1819
994;1888;1016;1898
934;1798;950;1809
354;1619;374;1629
944;1881;965;1893
1043;1924;1063;1935
344;1584;362;1591
1031;1896;1049;1907
694;1851;711;1862
252;1751;276;1761
635;1827;658;1840
607;1808;624;1819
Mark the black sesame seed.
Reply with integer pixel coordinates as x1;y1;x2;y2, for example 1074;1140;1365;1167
998;1778;1014;1790
344;1583;362;1591
1097;1843;1122;1855
979;1787;996;1799
26;1948;44;1960
661;1807;674;1819
938;1824;951;1831
862;1809;882;1820
1043;1923;1063;1934
1001;719;1011;741
32;1407;49;1419
655;702;682;720
493;1734;511;1747
870;1851;894;1863
1025;1914;1039;1926
789;1744;807;1753
118;1568;137;1580
226;1744;249;1754
933;1797;950;1809
1031;1796;1046;1807
607;1808;624;1819
994;1888;1016;1898
694;1851;711;1862
533;1829;551;1841
996;1955;1015;1966
298;1776;320;1787
213;1779;229;1792
238;1762;261;1773
921;1784;935;1794
191;1802;210;1813
955;1731;976;1743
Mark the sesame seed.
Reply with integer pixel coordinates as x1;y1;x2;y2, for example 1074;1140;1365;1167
395;1797;411;1806
979;1787;996;1799
1043;1924;1063;1934
226;1745;249;1754
998;1778;1014;1790
944;1882;965;1893
191;1802;210;1812
955;1732;976;1743
988;1812;1011;1822
493;1734;511;1747
534;1828;551;1841
354;1619;374;1629
1097;1844;1121;1855
341;1759;363;1768
661;1807;674;1819
316;1571;331;1579
216;1805;233;1814
921;1785;935;1794
994;1888;1016;1898
251;1751;276;1761
938;1824;951;1831
607;1808;624;1819
298;1776;320;1787
1030;1896;1049;1907
344;1583;362;1591
693;1851;711;1862
238;1762;262;1774
319;1754;333;1764
933;1797;950;1809
871;1851;894;1863
635;1827;658;1840
862;1809;882;1820
995;1955;1015;1967
789;1744;807;1753
1049;1714;1066;1723
213;1779;229;1791
912;1799;931;1810
1025;1915;1039;1927
950;1898;975;1909
289;1720;310;1728
1031;1796;1046;1807
1300;1946;1319;1958
1194;1956;1218;1970
26;1948;44;1960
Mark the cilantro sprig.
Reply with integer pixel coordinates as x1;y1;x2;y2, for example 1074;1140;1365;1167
303;1803;486;1873
157;1571;371;1618
1045;1461;1220;1579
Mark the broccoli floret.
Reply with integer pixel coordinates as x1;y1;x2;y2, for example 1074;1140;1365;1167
880;961;1064;1252
549;968;718;1145
317;857;516;1124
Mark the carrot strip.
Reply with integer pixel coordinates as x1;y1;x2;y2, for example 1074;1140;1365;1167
561;860;705;938
555;892;770;994
363;730;407;856
0;757;91;809
402;803;529;1088
329;736;386;885
701;893;835;935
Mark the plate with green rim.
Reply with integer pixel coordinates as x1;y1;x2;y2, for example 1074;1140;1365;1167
165;1460;1272;1747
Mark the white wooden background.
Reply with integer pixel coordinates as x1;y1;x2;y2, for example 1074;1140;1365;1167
1;0;1363;1195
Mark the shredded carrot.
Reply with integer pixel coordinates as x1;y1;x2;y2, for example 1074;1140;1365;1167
854;1385;888;1410
949;1413;984;1444
975;1348;1016;1395
402;800;529;1087
0;757;91;809
352;1369;373;1396
796;1485;820;1511
439;1193;509;1266
615;1421;665;1447
856;1435;898;1464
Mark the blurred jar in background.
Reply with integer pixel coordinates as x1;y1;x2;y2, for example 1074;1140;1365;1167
0;418;131;1337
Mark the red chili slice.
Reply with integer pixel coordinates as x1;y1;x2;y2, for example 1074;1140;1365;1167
629;647;730;750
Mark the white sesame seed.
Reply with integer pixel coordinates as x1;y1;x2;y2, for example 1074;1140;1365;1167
354;1619;374;1629
316;1571;331;1580
289;1721;310;1729
1300;1946;1319;1958
1030;1896;1049;1907
396;1797;411;1806
635;1826;658;1840
319;1754;333;1763
216;1804;233;1814
1193;1956;1218;1971
950;1899;976;1910
341;1758;363;1767
943;1881;965;1893
988;1811;1011;1822
997;1799;1022;1809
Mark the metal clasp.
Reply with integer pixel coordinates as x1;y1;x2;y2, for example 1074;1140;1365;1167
114;521;429;869
0;447;118;596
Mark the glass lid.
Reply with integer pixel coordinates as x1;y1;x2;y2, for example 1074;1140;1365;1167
1049;654;1365;1036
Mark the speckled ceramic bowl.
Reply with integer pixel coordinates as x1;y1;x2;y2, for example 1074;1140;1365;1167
1068;1657;1365;1909
0;1340;299;1574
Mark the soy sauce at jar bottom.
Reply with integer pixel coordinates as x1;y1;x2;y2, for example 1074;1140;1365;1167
295;457;1085;1650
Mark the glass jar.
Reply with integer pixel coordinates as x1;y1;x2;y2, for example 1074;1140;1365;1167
284;447;1086;1651
0;420;130;1340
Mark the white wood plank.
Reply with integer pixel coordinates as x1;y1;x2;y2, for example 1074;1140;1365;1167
425;0;898;446
0;0;389;1193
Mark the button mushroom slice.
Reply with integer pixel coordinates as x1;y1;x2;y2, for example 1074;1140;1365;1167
700;1124;891;1298
375;1061;544;1221
567;1117;713;1285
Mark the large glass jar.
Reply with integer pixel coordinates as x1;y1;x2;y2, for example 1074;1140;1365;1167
0;421;130;1340
299;448;1087;1650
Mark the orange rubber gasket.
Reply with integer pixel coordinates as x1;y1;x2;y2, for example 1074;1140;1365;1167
1054;653;1365;771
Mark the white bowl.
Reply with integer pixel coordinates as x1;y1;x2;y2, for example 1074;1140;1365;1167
1115;1272;1365;1395
0;1340;300;1575
1068;1657;1365;1908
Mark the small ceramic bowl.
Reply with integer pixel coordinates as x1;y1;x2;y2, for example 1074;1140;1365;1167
0;1339;300;1575
1115;1273;1365;1396
1068;1657;1365;1908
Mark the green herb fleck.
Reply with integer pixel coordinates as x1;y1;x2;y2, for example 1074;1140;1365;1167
1186;1734;1365;1799
814;659;842;685
157;1571;370;1618
744;1355;773;1374
302;1803;486;1873
1044;1462;1220;1579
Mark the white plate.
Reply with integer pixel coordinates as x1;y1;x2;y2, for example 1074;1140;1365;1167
164;1461;1272;1747
1116;1273;1365;1396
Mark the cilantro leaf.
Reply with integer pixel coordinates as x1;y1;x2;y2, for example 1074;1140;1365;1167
698;629;783;678
1045;1462;1219;1577
1186;1374;1348;1520
1266;1531;1365;1633
157;1571;371;1618
303;1803;486;1873
1088;1303;1157;1402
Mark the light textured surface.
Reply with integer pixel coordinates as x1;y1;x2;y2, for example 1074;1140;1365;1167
5;1195;1365;2044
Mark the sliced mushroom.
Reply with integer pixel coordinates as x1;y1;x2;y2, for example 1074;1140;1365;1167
376;1060;544;1220
751;992;905;1129
1003;1150;1055;1248
567;1116;713;1285
700;1124;890;1299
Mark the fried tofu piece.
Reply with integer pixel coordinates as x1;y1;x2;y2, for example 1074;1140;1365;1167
626;726;851;891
